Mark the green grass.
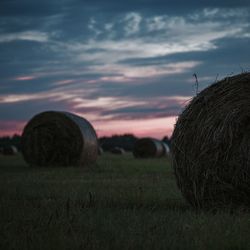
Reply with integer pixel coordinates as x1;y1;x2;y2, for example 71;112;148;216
0;153;250;250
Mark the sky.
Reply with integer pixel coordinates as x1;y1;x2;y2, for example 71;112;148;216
0;0;250;138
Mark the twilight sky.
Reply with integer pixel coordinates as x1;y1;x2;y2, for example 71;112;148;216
0;0;250;138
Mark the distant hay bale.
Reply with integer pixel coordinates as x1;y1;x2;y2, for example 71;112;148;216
2;145;18;155
171;73;250;209
21;111;98;167
110;147;125;155
162;142;170;156
98;146;104;155
133;138;165;158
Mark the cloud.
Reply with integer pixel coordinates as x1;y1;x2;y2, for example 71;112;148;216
0;31;49;43
97;95;191;120
87;18;102;37
0;92;63;104
123;12;142;36
66;9;248;70
13;76;37;81
189;7;249;20
87;61;201;79
0;2;249;138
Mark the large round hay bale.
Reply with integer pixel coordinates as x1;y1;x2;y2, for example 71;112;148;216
21;111;98;167
171;73;250;209
133;138;165;158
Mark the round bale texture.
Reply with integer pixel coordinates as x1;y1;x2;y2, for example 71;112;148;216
171;73;250;209
21;111;98;167
133;138;165;158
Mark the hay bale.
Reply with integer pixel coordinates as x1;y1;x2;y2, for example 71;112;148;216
133;137;165;158
110;147;125;155
98;146;104;155
21;111;98;167
162;142;170;156
2;145;18;155
171;73;250;209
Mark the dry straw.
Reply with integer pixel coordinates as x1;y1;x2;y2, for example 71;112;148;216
171;72;250;209
21;111;98;167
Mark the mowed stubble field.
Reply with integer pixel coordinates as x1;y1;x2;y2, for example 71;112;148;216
0;153;250;250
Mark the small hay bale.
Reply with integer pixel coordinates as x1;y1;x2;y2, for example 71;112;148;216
110;147;125;155
21;111;98;167
133;137;165;158
2;145;18;155
98;146;104;155
171;73;250;209
162;142;170;156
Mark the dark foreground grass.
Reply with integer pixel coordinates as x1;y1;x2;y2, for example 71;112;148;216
0;153;250;250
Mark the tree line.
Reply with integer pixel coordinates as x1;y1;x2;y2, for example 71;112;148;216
0;134;171;152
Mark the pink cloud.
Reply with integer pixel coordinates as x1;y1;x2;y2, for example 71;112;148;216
14;76;36;81
0;95;187;138
53;79;76;86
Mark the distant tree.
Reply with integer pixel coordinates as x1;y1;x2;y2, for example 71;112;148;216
0;134;21;151
99;134;138;152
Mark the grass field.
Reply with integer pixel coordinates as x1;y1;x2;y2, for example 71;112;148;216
1;153;250;250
